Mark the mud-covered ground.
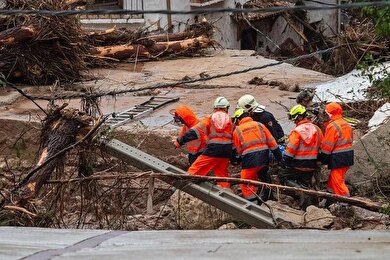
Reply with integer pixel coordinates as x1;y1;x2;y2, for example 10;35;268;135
0;119;180;230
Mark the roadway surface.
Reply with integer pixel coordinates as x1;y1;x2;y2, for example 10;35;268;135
1;227;390;259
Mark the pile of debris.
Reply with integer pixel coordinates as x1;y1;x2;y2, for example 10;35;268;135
291;15;390;76
0;0;215;85
0;0;87;85
323;18;390;76
234;0;390;76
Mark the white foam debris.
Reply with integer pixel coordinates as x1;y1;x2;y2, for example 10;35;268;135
314;62;390;102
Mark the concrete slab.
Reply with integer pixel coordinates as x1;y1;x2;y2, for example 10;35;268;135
1;227;389;260
0;227;108;260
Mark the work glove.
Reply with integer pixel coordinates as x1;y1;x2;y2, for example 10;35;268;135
230;149;241;165
172;139;181;148
230;154;242;165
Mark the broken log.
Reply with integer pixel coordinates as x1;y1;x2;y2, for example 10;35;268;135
14;104;95;201
92;44;151;60
92;36;212;60
0;26;37;48
135;28;212;45
65;0;86;7
85;21;213;47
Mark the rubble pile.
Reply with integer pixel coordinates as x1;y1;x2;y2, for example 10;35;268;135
282;16;390;76
324;19;390;76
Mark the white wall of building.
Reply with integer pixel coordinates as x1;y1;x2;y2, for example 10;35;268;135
303;0;339;36
136;0;339;49
143;0;247;49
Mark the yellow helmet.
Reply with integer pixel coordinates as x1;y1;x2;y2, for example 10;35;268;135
289;104;306;120
232;108;245;124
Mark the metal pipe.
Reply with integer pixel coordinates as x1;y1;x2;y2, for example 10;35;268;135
166;0;173;33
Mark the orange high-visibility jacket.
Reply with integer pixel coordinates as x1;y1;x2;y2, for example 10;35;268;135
284;119;323;170
178;110;234;158
233;117;282;168
175;105;207;155
320;103;353;169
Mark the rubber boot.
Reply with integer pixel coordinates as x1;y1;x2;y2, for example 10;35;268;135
257;167;274;201
285;180;309;209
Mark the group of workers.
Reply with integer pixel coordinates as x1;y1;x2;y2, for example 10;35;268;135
172;93;354;207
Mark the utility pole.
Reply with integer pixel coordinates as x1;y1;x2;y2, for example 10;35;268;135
166;0;173;33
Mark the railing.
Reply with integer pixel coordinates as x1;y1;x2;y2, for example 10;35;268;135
83;0;144;19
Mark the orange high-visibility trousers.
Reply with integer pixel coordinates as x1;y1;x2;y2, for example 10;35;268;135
327;167;350;196
188;155;230;188
240;166;264;199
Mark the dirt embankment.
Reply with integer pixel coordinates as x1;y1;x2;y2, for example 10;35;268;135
0;119;40;163
0;119;181;230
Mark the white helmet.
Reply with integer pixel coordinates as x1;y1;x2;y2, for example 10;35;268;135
213;96;230;109
237;94;259;112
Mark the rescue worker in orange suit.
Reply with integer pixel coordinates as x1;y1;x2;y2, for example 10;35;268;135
320;102;354;197
237;94;285;200
279;105;323;190
232;108;282;203
173;105;207;165
174;97;233;188
237;94;285;144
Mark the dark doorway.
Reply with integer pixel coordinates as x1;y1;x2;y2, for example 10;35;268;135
240;28;256;50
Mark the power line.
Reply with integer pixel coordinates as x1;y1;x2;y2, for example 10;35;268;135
0;2;389;16
14;45;340;101
303;0;338;6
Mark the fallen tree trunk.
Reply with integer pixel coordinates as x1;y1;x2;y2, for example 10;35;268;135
136;29;212;44
65;0;86;7
85;21;213;47
0;26;37;48
91;36;212;60
14;104;94;201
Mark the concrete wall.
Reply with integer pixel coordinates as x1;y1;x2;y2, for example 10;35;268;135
143;0;247;49
303;0;339;37
85;0;339;49
346;120;390;195
255;0;339;54
256;16;304;54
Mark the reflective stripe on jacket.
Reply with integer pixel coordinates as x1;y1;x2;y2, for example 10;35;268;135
233;117;281;168
284;119;323;170
175;105;207;155
320;116;354;169
178;126;206;155
182;111;233;158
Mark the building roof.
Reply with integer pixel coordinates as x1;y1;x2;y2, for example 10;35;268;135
240;0;294;21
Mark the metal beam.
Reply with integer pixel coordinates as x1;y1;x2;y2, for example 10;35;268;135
104;138;287;228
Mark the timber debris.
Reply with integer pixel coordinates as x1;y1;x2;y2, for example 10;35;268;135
0;1;215;85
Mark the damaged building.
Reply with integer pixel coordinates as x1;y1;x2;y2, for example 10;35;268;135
234;0;341;55
78;0;342;53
